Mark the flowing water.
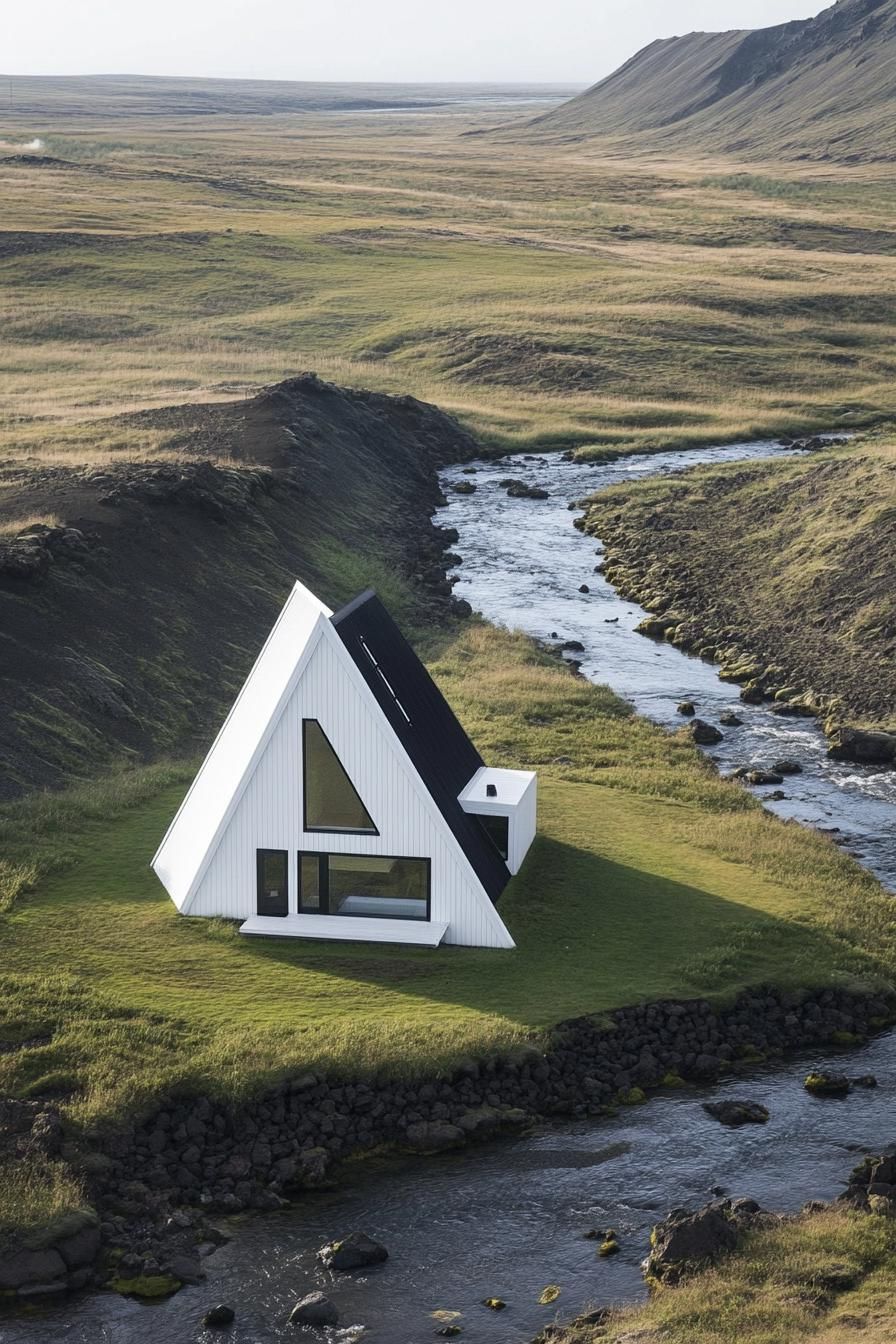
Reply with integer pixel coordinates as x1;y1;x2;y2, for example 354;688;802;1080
440;441;896;890
4;439;896;1344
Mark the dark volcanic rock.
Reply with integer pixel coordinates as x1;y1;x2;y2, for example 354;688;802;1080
804;1071;851;1097
688;719;724;745
203;1304;236;1328
644;1200;761;1285
719;710;744;726
703;1099;770;1127
677;701;697;716
288;1291;339;1327
828;727;896;765
317;1231;389;1272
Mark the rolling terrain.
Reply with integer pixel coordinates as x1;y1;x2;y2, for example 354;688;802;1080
522;0;896;161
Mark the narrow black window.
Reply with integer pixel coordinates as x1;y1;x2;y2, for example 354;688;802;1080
302;719;378;835
299;853;323;913
257;849;288;917
474;813;509;861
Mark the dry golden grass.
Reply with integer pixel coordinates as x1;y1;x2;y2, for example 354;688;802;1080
0;98;894;467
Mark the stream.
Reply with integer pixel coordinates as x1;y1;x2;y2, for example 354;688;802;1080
4;438;896;1344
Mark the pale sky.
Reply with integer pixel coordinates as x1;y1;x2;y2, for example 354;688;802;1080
6;0;826;84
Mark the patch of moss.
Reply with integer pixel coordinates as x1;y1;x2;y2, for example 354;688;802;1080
661;1071;685;1088
618;1087;647;1105
599;1238;621;1257
108;1274;182;1298
830;1030;862;1047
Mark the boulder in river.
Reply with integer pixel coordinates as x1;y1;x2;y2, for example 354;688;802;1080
203;1304;235;1328
643;1199;762;1286
288;1292;339;1327
317;1231;389;1271
743;769;785;786
451;481;476;495
687;719;723;745
702;1100;770;1127
578;584;590;594
804;1071;851;1097
719;710;744;727
677;701;696;717
828;727;896;765
773;759;803;775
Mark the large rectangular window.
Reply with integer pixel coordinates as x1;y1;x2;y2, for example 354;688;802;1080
256;849;288;917
298;852;429;922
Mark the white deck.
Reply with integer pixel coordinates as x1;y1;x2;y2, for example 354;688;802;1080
239;914;449;946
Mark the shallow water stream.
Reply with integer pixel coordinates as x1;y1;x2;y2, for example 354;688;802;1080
4;440;896;1344
440;442;896;890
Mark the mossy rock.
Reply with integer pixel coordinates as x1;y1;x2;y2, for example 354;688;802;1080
618;1087;647;1106
736;1044;766;1062
804;1071;851;1097
661;1071;685;1088
598;1238;620;1257
829;1030;862;1048
108;1274;182;1298
482;1297;506;1310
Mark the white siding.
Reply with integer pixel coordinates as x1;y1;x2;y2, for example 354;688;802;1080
508;775;537;874
187;623;514;949
152;582;330;908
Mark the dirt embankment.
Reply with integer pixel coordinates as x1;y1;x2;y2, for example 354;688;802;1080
0;374;475;798
582;439;896;758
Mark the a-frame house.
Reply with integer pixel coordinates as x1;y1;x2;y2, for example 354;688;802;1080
151;582;536;948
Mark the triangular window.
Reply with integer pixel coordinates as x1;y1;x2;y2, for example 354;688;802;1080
302;719;379;834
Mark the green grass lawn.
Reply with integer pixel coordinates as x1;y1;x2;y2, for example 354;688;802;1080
1;623;892;1127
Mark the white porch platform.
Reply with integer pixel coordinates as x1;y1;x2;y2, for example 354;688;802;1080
239;914;449;946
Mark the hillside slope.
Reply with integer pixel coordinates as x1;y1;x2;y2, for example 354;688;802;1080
0;375;475;797
584;436;896;745
523;0;896;160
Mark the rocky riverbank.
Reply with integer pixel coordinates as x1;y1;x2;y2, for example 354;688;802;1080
580;437;896;764
4;983;893;1302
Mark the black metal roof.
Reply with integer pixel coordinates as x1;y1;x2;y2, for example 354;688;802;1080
331;590;511;903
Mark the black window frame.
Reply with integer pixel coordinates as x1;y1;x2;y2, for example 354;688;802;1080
298;850;431;922
473;812;510;862
301;718;380;837
256;848;289;918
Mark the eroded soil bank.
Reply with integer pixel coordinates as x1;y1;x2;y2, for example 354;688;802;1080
581;437;896;761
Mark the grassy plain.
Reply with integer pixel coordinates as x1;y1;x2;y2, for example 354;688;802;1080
1;84;896;480
1;622;892;1126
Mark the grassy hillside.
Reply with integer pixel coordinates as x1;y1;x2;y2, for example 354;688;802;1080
550;1207;896;1344
522;0;896;162
1;86;896;465
2;622;893;1126
0;375;476;796
583;433;896;734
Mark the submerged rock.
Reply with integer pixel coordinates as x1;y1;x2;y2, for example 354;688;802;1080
289;1291;339;1327
677;701;696;716
203;1304;236;1328
317;1231;389;1271
687;719;724;745
702;1100;770;1127
719;710;744;726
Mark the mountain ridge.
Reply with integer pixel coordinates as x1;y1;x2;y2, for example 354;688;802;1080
519;0;896;161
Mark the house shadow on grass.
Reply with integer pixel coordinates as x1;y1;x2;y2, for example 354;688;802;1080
221;836;873;1032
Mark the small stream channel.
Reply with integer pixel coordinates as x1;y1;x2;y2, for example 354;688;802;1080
4;439;896;1344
